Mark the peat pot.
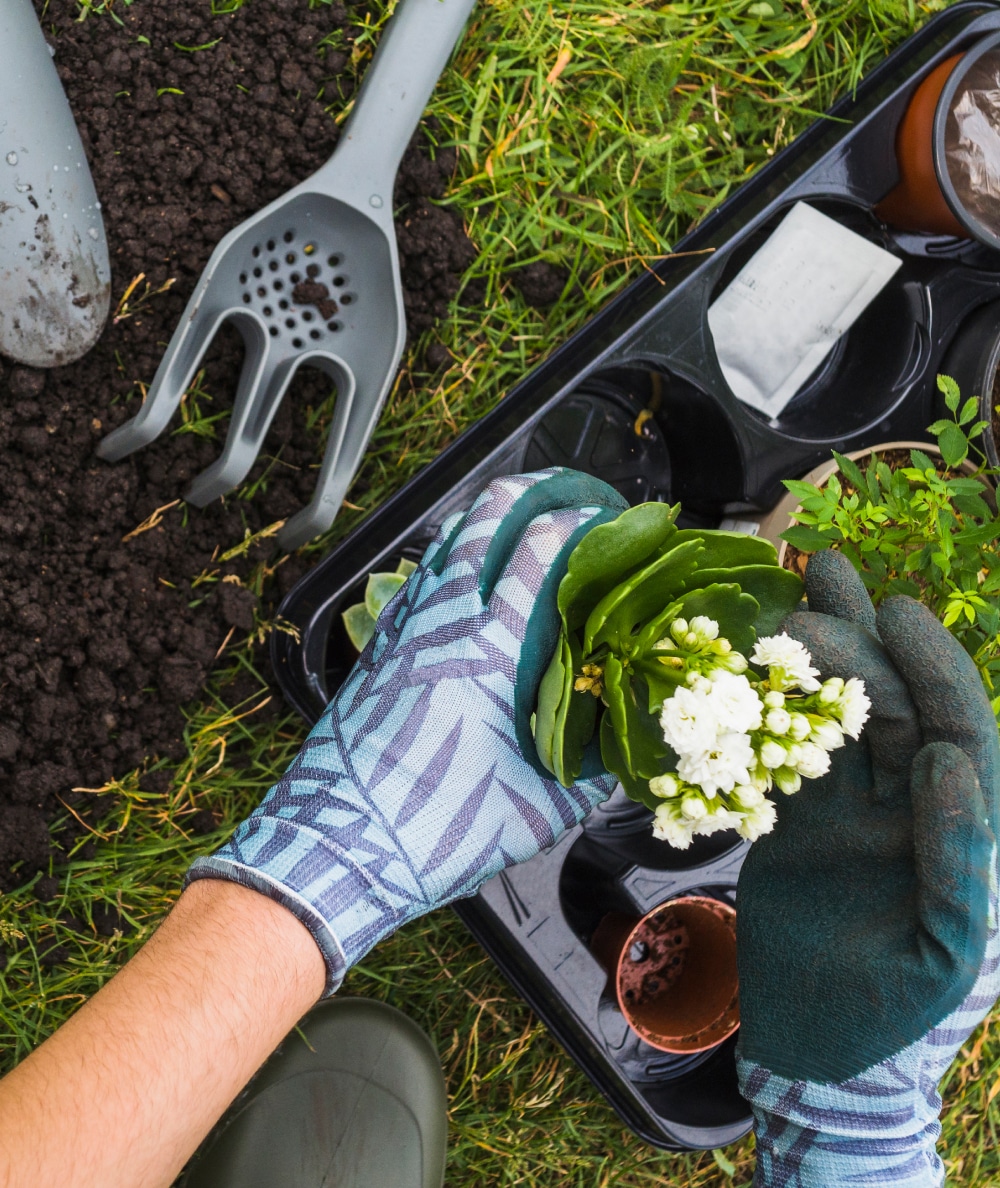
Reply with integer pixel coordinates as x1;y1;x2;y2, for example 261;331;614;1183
591;897;740;1055
876;31;1000;248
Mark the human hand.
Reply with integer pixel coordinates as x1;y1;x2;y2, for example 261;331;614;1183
188;469;628;993
736;550;999;1186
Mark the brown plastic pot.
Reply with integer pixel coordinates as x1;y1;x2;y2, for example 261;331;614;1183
876;33;1000;248
876;54;966;237
591;896;739;1054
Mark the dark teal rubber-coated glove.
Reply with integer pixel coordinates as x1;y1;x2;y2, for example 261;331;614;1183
736;549;999;1187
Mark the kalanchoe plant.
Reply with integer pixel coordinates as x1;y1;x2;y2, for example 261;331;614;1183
783;374;1000;719
532;503;867;847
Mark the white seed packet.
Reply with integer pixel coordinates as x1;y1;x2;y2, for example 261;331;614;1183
707;202;902;419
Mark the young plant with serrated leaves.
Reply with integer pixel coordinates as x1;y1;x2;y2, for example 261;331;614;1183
782;374;1000;720
342;558;417;652
532;503;868;848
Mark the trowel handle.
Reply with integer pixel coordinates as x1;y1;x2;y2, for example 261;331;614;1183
313;0;476;199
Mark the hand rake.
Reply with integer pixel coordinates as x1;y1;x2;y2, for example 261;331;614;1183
98;0;476;550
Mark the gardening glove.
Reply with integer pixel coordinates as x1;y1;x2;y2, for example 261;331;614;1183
736;549;1000;1187
188;469;628;994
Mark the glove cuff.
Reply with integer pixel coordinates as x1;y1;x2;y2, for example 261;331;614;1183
186;815;413;996
738;1059;944;1188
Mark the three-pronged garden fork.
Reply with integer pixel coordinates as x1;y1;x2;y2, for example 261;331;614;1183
98;0;476;550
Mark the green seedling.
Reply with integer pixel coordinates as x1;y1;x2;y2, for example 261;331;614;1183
342;558;418;652
783;375;1000;719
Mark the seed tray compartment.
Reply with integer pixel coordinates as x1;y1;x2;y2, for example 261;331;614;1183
272;3;1000;1150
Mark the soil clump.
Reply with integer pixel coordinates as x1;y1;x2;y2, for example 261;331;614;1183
0;0;476;890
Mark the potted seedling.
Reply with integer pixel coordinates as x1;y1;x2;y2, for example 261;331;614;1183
779;376;1000;718
532;504;871;847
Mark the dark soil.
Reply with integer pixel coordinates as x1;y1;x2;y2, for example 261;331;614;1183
510;261;570;307
0;0;476;890
617;911;688;1007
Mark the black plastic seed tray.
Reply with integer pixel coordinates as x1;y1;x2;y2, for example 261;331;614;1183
272;3;1000;1150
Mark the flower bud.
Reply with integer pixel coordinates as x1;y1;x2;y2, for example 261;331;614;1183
788;713;811;741
684;632;699;649
765;708;792;735
773;766;802;794
818;677;845;704
794;742;831;779
763;690;785;709
759;738;788;769
681;795;708;821
718;650;748;674
690;615;719;641
649;773;682;799
810;719;845;751
732;784;765;808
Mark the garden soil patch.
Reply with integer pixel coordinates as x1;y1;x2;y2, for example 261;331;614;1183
0;0;475;890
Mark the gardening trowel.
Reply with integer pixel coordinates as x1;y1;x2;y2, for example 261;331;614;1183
0;0;111;368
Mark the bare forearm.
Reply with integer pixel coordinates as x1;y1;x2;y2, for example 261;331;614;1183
0;879;325;1188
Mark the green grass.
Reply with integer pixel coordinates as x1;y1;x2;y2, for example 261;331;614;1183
7;0;1000;1183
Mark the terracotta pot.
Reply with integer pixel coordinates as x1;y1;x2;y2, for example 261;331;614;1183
875;54;966;237
876;33;1000;248
591;896;739;1054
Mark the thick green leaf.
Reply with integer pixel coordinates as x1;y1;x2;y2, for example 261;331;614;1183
600;714;662;811
343;603;377;652
688;567;803;639
551;633;598;787
672;528;779;569
601;657;668;778
558;503;679;631
634;583;756;656
584;540;702;654
365;572;407;619
602;654;631;770
534;632;569;776
396;558;418;578
633;657;688;713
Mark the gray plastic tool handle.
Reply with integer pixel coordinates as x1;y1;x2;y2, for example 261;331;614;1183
313;0;477;199
0;0;110;367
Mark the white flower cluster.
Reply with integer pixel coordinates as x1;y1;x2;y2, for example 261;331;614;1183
648;621;870;849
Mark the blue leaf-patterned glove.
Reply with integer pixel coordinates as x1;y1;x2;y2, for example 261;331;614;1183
736;551;1000;1187
188;469;628;994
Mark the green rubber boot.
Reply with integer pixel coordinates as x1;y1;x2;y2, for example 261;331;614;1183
182;998;448;1188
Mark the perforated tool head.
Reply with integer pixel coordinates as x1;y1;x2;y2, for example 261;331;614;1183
239;230;354;349
97;192;404;550
95;0;477;550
